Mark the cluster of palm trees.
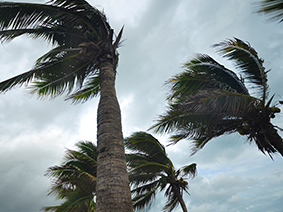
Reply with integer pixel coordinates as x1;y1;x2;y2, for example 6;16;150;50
42;134;197;212
0;0;282;212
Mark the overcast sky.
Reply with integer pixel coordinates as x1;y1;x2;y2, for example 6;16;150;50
0;0;283;212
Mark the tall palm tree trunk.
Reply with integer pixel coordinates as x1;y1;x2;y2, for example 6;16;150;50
96;61;133;212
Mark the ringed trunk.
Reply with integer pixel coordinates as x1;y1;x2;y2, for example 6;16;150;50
96;61;133;212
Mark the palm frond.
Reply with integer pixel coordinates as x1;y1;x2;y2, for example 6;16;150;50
258;0;283;22
132;183;159;211
169;54;249;100
44;141;97;211
181;163;197;178
151;91;257;135
43;192;95;212
128;161;169;177
162;193;179;212
125;132;171;166
66;75;100;103
213;38;268;100
129;173;160;187
30;53;95;98
0;1;109;44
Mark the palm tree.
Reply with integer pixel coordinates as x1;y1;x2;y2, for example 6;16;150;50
151;38;283;158
0;1;133;211
43;141;97;212
258;0;283;22
125;132;197;212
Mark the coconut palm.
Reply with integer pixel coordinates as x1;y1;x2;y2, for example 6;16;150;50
42;141;97;212
258;0;283;22
125;132;197;212
0;1;133;211
151;38;283;158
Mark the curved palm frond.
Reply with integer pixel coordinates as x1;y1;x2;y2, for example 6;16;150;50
258;0;283;23
66;74;100;103
125;132;171;166
125;132;196;212
213;38;268;102
151;90;258;154
163;186;180;212
43;141;97;212
181;163;197;178
0;0;108;44
131;182;160;211
169;54;249;101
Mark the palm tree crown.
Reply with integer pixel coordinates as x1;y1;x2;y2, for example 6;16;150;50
125;132;197;212
0;0;122;101
151;38;283;158
43;141;97;212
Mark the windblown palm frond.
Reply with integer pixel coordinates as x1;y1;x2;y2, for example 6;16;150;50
151;38;283;158
213;38;268;101
258;0;283;22
42;141;97;212
0;0;123;102
125;132;196;212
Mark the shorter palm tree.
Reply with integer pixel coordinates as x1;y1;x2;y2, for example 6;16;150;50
151;38;283;158
125;132;197;212
43;141;97;212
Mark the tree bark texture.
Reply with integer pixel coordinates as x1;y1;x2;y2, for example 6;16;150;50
96;61;133;212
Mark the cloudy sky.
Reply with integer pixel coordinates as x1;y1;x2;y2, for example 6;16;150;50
0;0;283;212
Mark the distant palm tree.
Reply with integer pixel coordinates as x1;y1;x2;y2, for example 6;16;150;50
151;38;283;158
43;141;97;212
125;132;197;212
0;1;133;211
258;0;283;22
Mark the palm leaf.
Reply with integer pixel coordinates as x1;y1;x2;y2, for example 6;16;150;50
66;75;100;103
0;1;109;44
162;190;179;212
181;163;197;178
258;0;283;22
213;38;268;101
48;192;95;212
44;141;97;211
170;54;249;99
125;132;171;166
131;182;160;211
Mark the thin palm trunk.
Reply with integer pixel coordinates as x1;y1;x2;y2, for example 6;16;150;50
179;196;188;212
96;61;133;212
173;184;188;212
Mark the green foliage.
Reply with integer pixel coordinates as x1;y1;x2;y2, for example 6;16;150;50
125;132;197;212
42;141;97;212
0;0;123;103
151;38;283;158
